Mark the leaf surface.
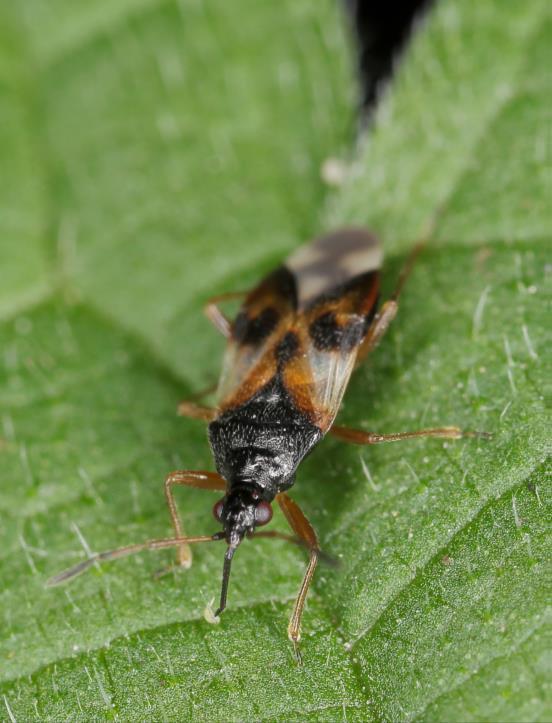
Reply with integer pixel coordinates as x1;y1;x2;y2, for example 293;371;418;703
0;1;548;720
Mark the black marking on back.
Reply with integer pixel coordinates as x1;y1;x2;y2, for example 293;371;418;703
268;265;298;310
231;266;297;346
307;269;380;351
309;312;341;351
309;313;365;352
233;306;279;345
275;331;299;366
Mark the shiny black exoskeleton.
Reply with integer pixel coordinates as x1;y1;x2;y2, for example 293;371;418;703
208;376;321;547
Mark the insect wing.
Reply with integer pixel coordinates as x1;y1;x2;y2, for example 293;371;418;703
216;266;296;408
216;228;382;428
281;278;379;431
282;228;382;431
286;227;382;310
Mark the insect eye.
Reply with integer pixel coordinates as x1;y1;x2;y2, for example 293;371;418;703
255;501;273;526
213;499;225;522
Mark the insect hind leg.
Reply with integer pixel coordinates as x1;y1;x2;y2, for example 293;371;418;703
356;240;426;366
330;425;491;444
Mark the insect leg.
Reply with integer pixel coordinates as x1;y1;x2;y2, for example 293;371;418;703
356;240;426;365
389;239;426;304
330;425;490;444
276;493;320;655
355;299;398;365
164;470;226;569
177;381;218;420
249;530;300;544
250;530;338;567
177;400;217;421
204;291;247;337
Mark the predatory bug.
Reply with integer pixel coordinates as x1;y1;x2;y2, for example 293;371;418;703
48;228;487;658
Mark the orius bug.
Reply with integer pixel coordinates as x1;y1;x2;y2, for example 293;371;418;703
48;228;486;656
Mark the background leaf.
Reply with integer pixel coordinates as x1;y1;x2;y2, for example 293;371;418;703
0;0;548;721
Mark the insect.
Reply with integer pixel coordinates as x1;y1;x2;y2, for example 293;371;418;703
49;228;481;654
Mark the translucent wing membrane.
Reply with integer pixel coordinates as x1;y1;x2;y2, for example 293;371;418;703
217;228;382;431
216;266;296;406
296;317;365;430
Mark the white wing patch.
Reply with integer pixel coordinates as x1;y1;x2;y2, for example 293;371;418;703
286;228;382;310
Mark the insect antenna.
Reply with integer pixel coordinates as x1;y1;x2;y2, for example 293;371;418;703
46;532;225;587
215;545;236;617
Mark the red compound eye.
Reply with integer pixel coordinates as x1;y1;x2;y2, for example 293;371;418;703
255;501;273;526
213;498;225;522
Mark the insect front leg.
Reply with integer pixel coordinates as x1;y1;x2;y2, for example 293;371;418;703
250;530;337;567
47;533;224;587
163;470;226;571
276;493;320;660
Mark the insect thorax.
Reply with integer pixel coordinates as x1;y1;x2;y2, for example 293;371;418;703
208;376;322;499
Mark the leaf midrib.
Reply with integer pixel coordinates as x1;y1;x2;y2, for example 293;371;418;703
341;461;542;652
412;622;546;722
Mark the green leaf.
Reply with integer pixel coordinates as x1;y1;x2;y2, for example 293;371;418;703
0;1;548;721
